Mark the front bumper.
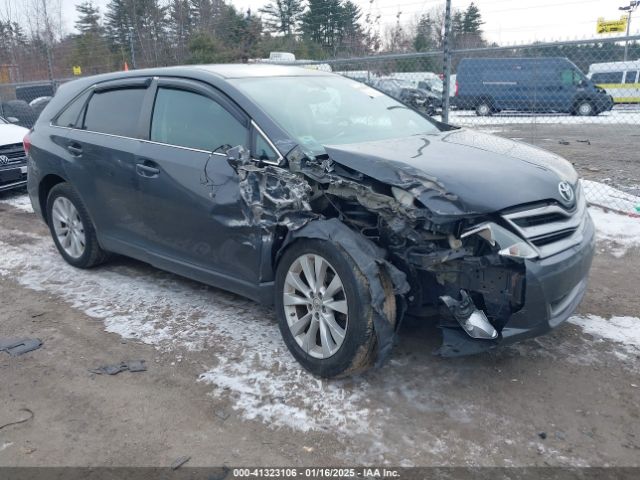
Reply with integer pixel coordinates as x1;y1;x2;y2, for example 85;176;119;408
440;212;596;356
0;165;27;192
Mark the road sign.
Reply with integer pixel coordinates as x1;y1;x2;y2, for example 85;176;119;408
597;16;628;34
72;65;82;76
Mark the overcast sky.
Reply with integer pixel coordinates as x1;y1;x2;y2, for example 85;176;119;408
47;0;639;45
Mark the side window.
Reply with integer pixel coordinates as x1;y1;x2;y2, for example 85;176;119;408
591;72;624;84
560;69;574;86
150;87;247;152
254;133;279;162
83;88;146;136
54;90;91;128
625;71;639;84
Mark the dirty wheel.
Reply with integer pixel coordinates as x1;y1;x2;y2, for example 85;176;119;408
275;239;395;378
46;182;110;269
575;100;595;116
475;100;493;116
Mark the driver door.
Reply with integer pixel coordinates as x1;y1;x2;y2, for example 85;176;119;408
135;77;261;284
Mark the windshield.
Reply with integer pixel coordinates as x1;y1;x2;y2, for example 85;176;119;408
233;75;440;157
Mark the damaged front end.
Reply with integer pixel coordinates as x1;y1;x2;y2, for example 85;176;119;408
224;140;593;363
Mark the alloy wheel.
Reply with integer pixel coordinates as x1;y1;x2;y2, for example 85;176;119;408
51;196;86;259
283;253;348;359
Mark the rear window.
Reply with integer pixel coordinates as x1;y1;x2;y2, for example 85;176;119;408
625;71;639;84
83;88;146;137
591;71;624;83
54;90;91;128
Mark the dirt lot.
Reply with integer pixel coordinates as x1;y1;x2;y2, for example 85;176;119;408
1;125;639;467
493;124;640;195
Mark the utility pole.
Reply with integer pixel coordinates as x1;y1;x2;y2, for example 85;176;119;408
441;0;453;123
619;0;639;62
128;27;137;69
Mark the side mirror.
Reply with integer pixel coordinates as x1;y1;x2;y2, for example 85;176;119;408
7;116;20;124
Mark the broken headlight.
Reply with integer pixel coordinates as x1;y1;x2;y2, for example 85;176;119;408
461;222;539;260
391;186;416;208
498;242;538;260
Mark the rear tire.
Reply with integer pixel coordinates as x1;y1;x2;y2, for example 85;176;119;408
46;183;109;269
275;239;396;378
475;100;493;116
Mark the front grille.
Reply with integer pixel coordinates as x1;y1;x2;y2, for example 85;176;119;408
0;143;26;166
502;191;587;258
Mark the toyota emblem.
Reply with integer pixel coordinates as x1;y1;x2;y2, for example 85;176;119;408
0;155;9;166
558;181;574;204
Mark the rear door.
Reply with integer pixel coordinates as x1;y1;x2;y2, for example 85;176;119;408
135;77;264;284
64;78;151;247
623;70;639;103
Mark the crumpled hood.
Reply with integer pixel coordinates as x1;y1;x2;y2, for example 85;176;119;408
0;123;29;146
324;128;578;217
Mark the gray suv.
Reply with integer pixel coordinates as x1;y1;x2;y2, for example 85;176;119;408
27;65;595;378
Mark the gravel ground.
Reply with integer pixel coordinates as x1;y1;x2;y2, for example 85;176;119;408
0;194;638;467
0;126;639;467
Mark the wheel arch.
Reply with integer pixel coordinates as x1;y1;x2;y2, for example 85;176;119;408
274;218;410;367
38;173;67;223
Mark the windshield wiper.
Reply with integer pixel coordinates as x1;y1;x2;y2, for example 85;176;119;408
387;105;410;111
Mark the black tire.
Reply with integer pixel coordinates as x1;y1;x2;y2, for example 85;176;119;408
46;182;110;269
574;100;595;117
275;239;396;378
1;100;36;128
475;100;493;116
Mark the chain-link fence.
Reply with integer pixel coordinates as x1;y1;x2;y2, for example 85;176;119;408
294;35;640;216
1;35;639;216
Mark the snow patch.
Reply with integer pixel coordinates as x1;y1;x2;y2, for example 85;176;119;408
0;236;374;435
582;180;640;215
0;191;33;213
588;207;640;257
569;315;640;355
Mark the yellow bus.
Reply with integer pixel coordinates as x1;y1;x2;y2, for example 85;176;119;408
587;60;640;104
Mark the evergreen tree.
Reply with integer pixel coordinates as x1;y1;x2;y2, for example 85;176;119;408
259;0;304;36
413;13;433;52
75;1;102;34
338;1;364;54
168;0;193;63
462;2;483;34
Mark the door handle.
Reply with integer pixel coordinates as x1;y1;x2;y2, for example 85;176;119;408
67;143;83;156
136;163;160;177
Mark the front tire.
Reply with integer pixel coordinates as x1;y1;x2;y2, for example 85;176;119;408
575;100;595;116
275;239;395;378
46;183;109;268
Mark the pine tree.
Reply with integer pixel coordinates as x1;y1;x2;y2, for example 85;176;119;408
462;2;483;34
168;0;193;63
413;13;433;52
259;0;304;36
338;1;364;55
75;1;102;35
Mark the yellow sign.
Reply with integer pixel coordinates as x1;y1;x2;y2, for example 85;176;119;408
72;65;82;76
597;16;628;34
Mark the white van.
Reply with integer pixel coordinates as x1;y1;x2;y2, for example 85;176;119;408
587;60;640;104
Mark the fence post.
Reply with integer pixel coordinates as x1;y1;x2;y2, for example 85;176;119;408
441;0;453;123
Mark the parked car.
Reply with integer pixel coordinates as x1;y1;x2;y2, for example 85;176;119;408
30;96;53;119
27;65;594;377
455;57;614;116
0;99;36;128
0;116;29;192
587;60;640;104
371;77;441;115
